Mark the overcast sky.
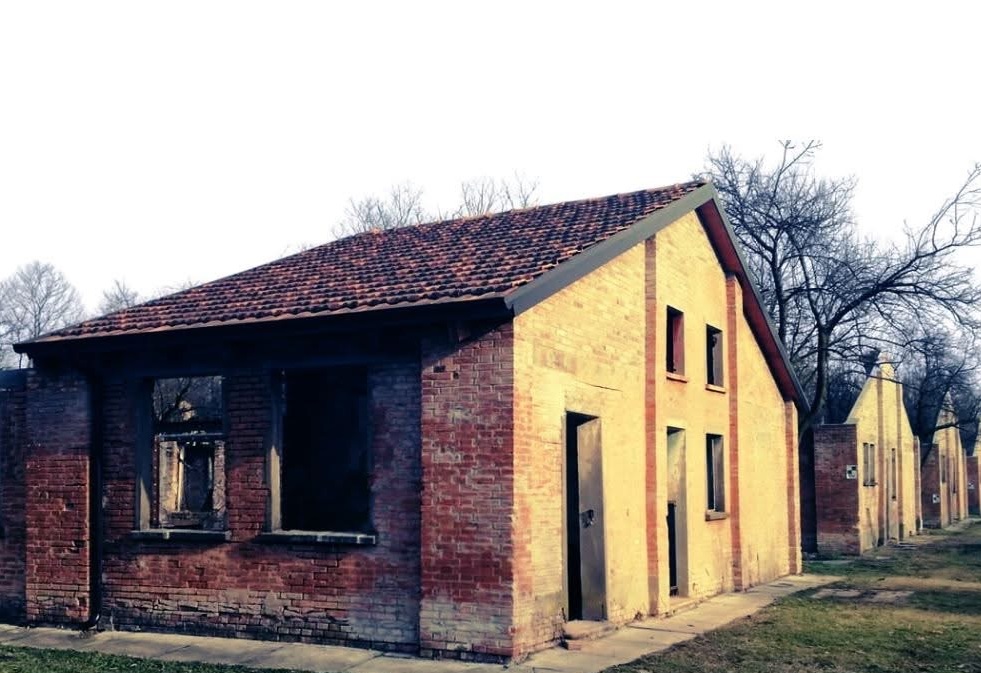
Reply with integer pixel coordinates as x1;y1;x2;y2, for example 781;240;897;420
2;1;979;313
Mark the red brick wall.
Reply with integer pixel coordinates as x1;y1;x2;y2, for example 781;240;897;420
0;379;26;620
814;424;861;555
24;369;91;624
920;444;941;528
967;455;980;516
419;323;515;662
99;364;422;651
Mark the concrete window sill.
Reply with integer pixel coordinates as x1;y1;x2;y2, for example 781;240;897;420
255;530;378;546
666;372;688;383
704;510;728;521
705;383;726;394
130;529;232;542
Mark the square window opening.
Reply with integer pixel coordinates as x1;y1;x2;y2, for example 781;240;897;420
667;307;685;375
279;367;371;533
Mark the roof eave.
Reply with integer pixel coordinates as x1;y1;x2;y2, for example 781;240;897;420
15;295;513;361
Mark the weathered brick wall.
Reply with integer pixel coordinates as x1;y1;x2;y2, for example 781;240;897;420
953;432;968;522
100;363;422;651
967;454;980;516
893;376;919;539
814;364;920;556
24;368;91;624
513;240;647;655
921;443;942;528
0;375;26;620
929;418;965;527
418;323;515;661
732;276;796;586
814;424;861;555
654;212;734;602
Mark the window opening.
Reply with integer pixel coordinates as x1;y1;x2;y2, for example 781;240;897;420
706;434;725;512
706;325;723;386
667;307;685;375
281;367;370;532
151;376;226;530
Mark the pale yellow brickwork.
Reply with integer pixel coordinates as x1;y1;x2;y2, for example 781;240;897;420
654;212;734;601
511;209;799;655
841;362;919;552
513;241;648;652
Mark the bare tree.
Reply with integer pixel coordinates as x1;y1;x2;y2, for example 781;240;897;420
335;174;540;237
704;142;981;435
0;261;85;368
335;182;429;237
898;323;981;461
456;174;540;217
98;279;141;315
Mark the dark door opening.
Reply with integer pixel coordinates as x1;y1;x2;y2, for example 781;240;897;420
566;412;605;621
667;502;678;596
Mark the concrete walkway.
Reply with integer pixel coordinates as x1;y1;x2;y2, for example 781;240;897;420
0;574;836;673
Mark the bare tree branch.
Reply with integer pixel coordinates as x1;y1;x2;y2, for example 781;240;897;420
0;261;85;368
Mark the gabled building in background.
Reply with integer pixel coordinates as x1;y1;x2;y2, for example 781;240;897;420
920;400;969;528
2;181;805;662
966;441;980;516
813;360;920;555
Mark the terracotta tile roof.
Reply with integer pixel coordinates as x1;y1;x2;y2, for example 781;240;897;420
46;181;705;340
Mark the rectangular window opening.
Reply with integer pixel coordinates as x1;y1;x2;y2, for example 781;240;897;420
706;325;723;386
706;434;725;513
862;442;877;486
667;307;685;375
150;376;226;531
280;367;371;532
891;448;898;500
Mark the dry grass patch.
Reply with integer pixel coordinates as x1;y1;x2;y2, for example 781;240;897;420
607;521;981;673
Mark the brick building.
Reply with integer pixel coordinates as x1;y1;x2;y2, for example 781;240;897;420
813;361;920;555
920;401;969;528
967;447;980;516
2;181;804;662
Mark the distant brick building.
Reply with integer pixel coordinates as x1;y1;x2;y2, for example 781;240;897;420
966;449;980;516
920;402;969;528
1;182;805;662
813;361;920;555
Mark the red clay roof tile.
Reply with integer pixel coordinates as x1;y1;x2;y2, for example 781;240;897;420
46;181;704;340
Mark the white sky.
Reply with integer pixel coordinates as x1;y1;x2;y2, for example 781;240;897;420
2;1;980;313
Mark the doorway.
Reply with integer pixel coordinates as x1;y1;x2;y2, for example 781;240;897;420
566;412;606;621
666;427;688;597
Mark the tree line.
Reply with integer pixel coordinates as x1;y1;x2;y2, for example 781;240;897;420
701;141;981;457
4;153;981;459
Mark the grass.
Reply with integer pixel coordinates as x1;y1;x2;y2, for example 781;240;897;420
0;647;301;673
606;520;981;673
0;523;978;672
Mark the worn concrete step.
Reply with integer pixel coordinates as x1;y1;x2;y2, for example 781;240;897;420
562;620;616;649
667;596;701;616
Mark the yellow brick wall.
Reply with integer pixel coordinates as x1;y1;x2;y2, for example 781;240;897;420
511;209;799;655
836;364;919;552
932;410;968;526
734;284;793;587
513;241;648;652
654;212;734;601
